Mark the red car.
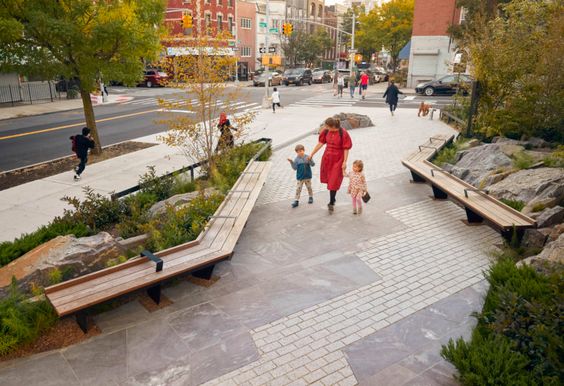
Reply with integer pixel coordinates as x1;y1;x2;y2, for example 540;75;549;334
140;69;168;88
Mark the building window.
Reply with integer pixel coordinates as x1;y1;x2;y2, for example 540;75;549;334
205;0;210;4
228;0;233;7
228;16;234;35
205;13;212;34
182;0;191;4
217;14;223;31
241;47;252;57
217;0;222;5
241;17;252;29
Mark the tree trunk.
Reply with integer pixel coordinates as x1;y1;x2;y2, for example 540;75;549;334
79;87;102;154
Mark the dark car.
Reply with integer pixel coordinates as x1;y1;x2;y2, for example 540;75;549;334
312;70;332;84
253;71;283;87
139;69;169;88
415;74;473;96
283;68;313;86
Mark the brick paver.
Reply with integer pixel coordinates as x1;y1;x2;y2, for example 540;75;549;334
204;199;498;385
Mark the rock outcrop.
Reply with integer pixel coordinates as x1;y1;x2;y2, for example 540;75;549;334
319;113;374;132
488;168;564;206
444;144;513;186
520;233;564;272
148;188;218;218
0;232;122;296
535;206;564;228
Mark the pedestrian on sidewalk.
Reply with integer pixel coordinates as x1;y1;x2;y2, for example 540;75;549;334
216;112;237;152
287;144;315;208
359;71;369;100
308;117;352;213
272;87;281;113
70;127;95;181
346;160;367;215
383;80;403;116
337;75;345;98
349;73;358;99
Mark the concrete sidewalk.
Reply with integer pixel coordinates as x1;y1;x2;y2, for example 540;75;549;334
0;105;499;386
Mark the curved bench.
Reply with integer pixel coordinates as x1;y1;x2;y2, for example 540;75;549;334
45;160;271;332
401;135;536;242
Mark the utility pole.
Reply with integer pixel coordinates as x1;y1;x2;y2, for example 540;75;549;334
262;0;270;107
350;11;355;80
234;0;239;83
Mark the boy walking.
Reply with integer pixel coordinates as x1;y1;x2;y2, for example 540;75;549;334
287;144;315;208
70;126;95;181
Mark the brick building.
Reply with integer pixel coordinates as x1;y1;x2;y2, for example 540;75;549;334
237;0;256;77
163;0;236;55
407;0;463;87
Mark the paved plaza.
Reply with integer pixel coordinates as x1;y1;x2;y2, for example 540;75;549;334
0;106;500;385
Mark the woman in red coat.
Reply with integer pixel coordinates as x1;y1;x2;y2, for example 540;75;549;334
309;117;353;212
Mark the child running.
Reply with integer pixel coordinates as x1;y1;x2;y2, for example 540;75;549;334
347;160;367;215
287;144;315;208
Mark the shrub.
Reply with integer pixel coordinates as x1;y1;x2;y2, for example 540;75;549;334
531;203;547;213
139;166;174;201
0;217;91;267
0;281;57;356
443;258;564;385
500;198;525;212
543;145;564;168
62;188;125;232
512;151;535;170
433;138;467;167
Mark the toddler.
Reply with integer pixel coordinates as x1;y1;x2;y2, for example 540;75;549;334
347;160;367;215
287;144;315;208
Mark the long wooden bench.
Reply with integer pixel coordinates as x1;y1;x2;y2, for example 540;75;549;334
45;160;271;332
401;135;536;241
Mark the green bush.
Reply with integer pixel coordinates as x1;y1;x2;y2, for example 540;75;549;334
442;258;564;385
512;151;536;170
433;138;467;167
62;188;125;232
212;142;270;192
139;166;174;201
0;281;57;356
0;217;91;267
543;145;564;168
500;198;525;212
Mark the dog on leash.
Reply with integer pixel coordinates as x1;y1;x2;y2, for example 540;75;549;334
418;102;431;117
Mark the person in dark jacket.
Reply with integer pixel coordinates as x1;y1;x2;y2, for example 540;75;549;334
216;112;238;153
383;80;403;116
71;127;95;181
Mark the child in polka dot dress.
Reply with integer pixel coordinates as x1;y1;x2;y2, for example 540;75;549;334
347;160;367;215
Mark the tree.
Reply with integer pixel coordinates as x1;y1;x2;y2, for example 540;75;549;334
340;5;364;47
356;0;414;71
0;0;165;154
464;0;564;141
157;33;256;173
281;28;333;67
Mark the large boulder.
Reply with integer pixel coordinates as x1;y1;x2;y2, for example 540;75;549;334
0;232;122;296
318;113;374;132
522;229;548;249
535;206;564;228
447;144;513;186
148;188;218;218
520;233;564;272
488;167;564;205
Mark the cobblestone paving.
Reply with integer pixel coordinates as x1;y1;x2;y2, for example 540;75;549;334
257;110;454;206
204;199;498;386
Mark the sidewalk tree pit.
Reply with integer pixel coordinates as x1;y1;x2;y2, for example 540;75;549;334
0;142;271;358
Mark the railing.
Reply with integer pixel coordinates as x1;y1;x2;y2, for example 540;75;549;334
111;137;272;201
440;110;467;128
0;81;64;106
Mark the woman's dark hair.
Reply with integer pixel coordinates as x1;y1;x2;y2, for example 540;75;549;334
82;127;90;136
324;117;340;128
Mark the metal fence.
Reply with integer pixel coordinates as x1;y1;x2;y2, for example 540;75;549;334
0;81;63;106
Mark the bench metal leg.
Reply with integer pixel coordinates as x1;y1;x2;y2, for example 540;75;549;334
501;228;524;245
76;311;88;334
431;185;448;200
410;171;426;183
465;207;483;223
192;265;215;280
147;284;161;305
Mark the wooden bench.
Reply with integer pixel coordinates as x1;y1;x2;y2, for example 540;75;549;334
45;160;271;332
401;135;536;242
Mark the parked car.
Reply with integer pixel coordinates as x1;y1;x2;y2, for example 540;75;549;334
372;66;389;83
253;71;283;87
312;70;332;84
283;68;313;86
415;74;473;96
139;69;169;88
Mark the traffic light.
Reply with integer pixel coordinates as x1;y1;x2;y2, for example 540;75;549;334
182;14;193;29
282;23;293;36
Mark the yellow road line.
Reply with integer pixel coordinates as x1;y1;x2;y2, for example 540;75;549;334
0;109;160;141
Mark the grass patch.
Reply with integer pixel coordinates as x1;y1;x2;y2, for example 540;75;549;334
512;151;535;169
499;198;525;212
543;145;564;168
433;137;468;167
442;256;563;385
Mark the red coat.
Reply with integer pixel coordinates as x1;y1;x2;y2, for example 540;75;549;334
319;129;353;190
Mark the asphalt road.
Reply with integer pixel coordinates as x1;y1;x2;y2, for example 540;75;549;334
0;83;453;171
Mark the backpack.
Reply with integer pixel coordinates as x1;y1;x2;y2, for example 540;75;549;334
70;135;77;154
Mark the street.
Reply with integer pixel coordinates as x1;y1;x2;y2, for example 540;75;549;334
0;83;453;171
